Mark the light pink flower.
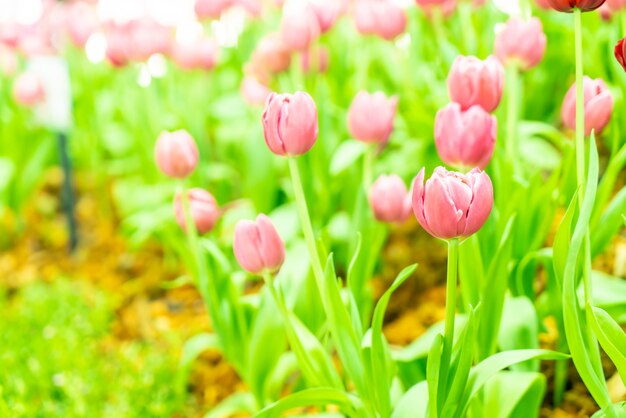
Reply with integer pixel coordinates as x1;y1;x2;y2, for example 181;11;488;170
234;214;285;274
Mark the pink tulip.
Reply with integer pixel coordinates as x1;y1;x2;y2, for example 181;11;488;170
154;130;199;178
0;22;21;48
13;73;45;107
241;76;271;106
234;214;285;274
447;55;504;112
353;0;407;41
65;1;99;48
251;33;292;76
310;0;346;33
172;38;218;71
434;103;497;170
174;188;220;234
300;46;329;73
494;18;546;71
369;175;412;223
262;92;318;156
348;91;397;145
415;0;458;17
280;0;321;52
561;76;614;136
128;19;171;62
535;0;552;9
195;0;234;19
607;0;626;8
105;24;131;67
412;167;493;240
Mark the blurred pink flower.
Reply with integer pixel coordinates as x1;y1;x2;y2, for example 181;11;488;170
234;214;285;275
241;75;271;106
280;0;321;51
494;17;546;70
447;55;504;112
348;91;397;145
13;72;45;107
174;188;220;234
369;174;412;223
353;0;407;41
171;38;218;71
561;76;613;136
154;130;199;179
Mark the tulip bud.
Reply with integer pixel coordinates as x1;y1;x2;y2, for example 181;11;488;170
195;0;234;19
347;91;397;145
105;24;131;67
615;37;626;72
13;72;45;107
66;2;99;48
546;0;606;12
172;38;218;71
262;92;318;156
369;175;412;223
280;0;321;52
412;167;493;240
154;130;199;178
129;19;171;62
310;0;346;33
415;0;458;17
447;55;504;112
561;76;613;136
251;33;291;76
241;75;271;106
494;18;547;71
353;0;407;40
434;103;497;170
174;188;220;234
233;214;286;274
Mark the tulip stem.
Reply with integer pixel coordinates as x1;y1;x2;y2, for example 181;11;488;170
363;145;375;190
439;238;459;403
505;64;520;175
288;158;326;293
574;8;585;198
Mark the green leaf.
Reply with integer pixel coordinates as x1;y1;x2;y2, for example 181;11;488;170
178;333;220;373
329;141;366;176
586;304;626;385
426;334;444;418
369;264;417;416
255;388;367;418
498;297;539;372
393;316;468;363
590;402;626;418
204;392;257;418
590;187;626;257
391;381;428;418
481;371;546;418
458;236;484;311
457;349;569;417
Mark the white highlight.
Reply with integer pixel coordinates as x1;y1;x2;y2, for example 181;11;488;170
85;33;107;64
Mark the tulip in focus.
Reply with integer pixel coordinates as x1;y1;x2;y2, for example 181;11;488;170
546;0;606;12
280;0;321;52
412;167;493;240
561;76;613;136
154;130;199;178
348;91;398;145
262;92;319;156
447;55;504;112
174;188;220;234
494;18;547;71
13;73;45;107
434;103;497;170
233;214;285;274
369;175;412;223
615;37;626;72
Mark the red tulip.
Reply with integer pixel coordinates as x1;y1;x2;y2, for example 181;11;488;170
615;37;626;72
546;0;606;12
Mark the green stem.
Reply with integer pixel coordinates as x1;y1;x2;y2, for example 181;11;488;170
362;145;375;190
459;2;476;55
439;238;459;401
288;158;325;291
505;64;520;175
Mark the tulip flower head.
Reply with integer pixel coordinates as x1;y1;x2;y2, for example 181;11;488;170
561;76;613;136
251;33;291;76
13;72;45;107
412;167;493;240
415;0;458;17
310;0;346;33
347;91;398;145
353;0;407;41
447;55;504;112
154;130;199;178
615;37;626;72
546;0;606;12
494;18;547;71
234;214;286;275
262;92;319;156
174;188;220;234
172;38;218;71
369;175;412;223
280;0;321;52
434;103;497;170
241;75;271;106
195;0;234;19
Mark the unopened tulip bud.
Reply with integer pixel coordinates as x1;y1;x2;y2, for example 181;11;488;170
66;2;99;48
447;55;504;112
13;73;45;107
495;17;546;71
615;37;626;72
310;0;346;33
154;130;199;178
195;0;234;19
174;189;220;234
251;33;291;75
262;92;318;156
561;76;613;136
412;167;493;240
234;214;285;274
369;175;412;223
546;0;606;12
353;0;407;40
172;38;218;70
434;103;497;170
348;91;397;145
280;0;321;52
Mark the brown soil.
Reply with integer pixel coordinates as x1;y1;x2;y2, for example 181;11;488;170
1;168;624;417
